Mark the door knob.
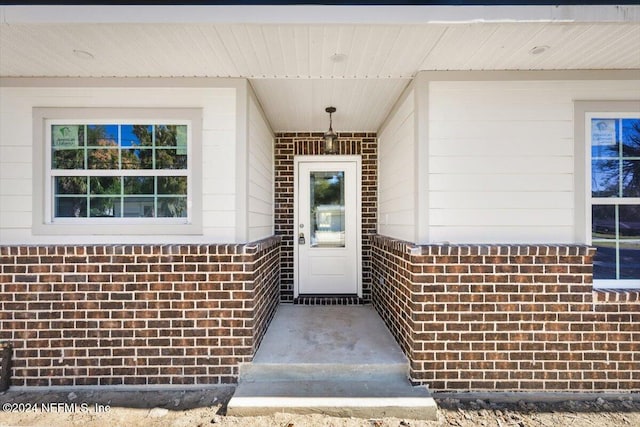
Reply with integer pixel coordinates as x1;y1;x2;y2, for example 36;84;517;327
298;233;306;245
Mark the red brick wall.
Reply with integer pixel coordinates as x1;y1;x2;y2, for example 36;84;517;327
274;132;377;302
371;234;640;391
0;237;280;387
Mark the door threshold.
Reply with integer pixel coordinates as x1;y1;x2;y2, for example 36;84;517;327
294;294;364;305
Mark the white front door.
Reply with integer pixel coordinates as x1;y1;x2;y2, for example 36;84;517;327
295;156;361;297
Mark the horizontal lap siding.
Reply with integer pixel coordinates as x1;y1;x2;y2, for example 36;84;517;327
247;95;274;242
0;86;238;245
427;80;640;244
378;89;416;243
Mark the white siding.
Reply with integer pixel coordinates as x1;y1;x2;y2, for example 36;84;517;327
378;88;416;242
427;79;640;244
0;84;239;244
247;91;274;241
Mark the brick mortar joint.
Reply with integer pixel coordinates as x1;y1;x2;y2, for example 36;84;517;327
593;289;640;302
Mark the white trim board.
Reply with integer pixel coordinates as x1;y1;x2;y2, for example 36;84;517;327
2;5;638;24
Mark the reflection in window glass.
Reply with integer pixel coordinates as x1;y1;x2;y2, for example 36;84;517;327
623;160;640;197
55;197;87;218
55;177;87;195
310;171;345;248
619;205;640;239
124;176;154;194
89;197;121;218
50;123;189;220
88;148;119;169
158;197;187;218
53;149;85;169
122;197;155;217
593;244;617;280
620;242;640;279
592;205;616;240
87;125;118;147
158;176;187;195
121;148;153;169
622;119;640;158
156;149;187;169
90;177;121;195
121;125;152;147
591;117;640;282
591;160;619;197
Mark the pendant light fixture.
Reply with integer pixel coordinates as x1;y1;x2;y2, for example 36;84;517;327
324;106;337;154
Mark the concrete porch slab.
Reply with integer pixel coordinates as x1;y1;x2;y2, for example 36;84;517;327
252;304;408;366
227;304;437;420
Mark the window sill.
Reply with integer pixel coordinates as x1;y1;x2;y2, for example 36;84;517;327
593;279;639;291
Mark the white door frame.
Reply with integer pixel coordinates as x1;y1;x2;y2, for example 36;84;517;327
293;155;362;299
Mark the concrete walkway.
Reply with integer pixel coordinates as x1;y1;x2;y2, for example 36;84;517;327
227;305;437;419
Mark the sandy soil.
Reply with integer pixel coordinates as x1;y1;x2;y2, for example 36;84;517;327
1;388;639;427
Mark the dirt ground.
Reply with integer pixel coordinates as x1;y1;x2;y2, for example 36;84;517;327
1;388;639;427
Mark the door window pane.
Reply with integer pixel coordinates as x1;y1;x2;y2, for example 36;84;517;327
310;171;345;248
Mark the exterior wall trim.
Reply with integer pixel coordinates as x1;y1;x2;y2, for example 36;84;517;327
415;70;640;82
0;77;249;88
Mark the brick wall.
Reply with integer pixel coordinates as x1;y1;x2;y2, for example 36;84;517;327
274;132;377;302
371;234;640;392
0;236;280;387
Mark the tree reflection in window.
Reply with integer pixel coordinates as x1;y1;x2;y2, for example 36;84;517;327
51;123;188;219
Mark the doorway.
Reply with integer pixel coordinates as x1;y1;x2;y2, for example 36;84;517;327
294;156;362;298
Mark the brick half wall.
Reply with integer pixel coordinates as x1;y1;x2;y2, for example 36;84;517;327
0;236;280;387
371;234;640;392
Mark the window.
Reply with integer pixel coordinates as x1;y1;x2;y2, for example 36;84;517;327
33;108;202;235
588;113;640;288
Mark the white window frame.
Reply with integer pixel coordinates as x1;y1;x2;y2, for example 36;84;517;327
577;102;640;290
33;108;202;235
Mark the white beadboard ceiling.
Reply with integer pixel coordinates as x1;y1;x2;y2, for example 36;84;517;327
1;5;639;132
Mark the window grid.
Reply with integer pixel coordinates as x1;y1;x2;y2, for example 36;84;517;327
48;122;189;222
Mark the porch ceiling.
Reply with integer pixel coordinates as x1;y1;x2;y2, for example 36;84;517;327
1;5;639;132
